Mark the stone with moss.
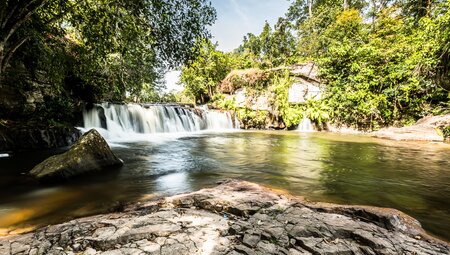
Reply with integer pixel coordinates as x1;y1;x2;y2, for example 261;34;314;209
29;129;123;181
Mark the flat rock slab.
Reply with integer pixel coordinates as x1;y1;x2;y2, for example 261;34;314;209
0;180;449;255
371;125;443;141
371;114;450;142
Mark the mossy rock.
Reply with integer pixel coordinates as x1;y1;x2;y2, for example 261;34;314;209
29;129;123;181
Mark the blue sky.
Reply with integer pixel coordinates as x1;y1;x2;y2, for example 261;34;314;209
165;0;291;91
210;0;291;52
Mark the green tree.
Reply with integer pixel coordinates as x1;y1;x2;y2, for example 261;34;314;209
0;0;217;100
181;39;233;104
268;18;297;66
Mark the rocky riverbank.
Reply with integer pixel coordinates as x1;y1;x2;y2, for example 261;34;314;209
326;114;450;143
0;121;81;153
370;114;450;142
1;180;448;255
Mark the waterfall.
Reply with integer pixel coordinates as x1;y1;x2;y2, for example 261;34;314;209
297;118;315;132
82;103;238;138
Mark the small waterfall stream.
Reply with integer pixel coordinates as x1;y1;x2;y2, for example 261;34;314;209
297;118;315;132
82;103;238;139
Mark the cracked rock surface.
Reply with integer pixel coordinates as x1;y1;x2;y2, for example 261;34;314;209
0;180;449;255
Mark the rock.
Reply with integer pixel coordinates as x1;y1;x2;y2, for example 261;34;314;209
288;81;321;103
29;129;123;180
1;180;448;255
372;125;443;141
371;114;450;142
0;122;81;153
289;61;319;82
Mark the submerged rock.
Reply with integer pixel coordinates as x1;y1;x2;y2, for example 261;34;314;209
29;129;123;180
0;180;448;254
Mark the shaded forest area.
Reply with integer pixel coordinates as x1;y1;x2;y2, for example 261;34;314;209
0;0;216;126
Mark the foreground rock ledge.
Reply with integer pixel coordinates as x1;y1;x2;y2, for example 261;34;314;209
1;180;449;255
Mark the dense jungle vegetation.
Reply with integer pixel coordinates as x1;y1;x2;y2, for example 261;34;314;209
180;0;450;130
1;0;449;131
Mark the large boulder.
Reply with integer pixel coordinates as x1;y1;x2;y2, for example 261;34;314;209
29;129;123;180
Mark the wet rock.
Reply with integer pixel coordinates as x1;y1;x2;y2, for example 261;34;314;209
0;180;449;255
0;123;81;152
29;129;122;180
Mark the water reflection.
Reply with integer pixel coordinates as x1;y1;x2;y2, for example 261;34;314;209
155;172;191;193
0;131;449;241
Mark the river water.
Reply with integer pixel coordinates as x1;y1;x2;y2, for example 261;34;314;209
0;130;449;241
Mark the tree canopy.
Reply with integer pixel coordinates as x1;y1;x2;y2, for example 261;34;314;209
0;0;216;103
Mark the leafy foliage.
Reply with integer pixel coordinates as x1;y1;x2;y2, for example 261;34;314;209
0;0;216;123
443;125;450;139
180;39;234;104
318;6;449;129
181;0;450;131
236;19;297;67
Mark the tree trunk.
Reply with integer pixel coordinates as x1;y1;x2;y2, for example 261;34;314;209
0;42;4;85
200;94;205;104
208;85;213;98
343;0;348;10
371;0;376;28
308;0;313;18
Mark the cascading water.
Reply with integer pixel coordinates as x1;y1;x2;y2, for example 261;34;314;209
82;103;238;139
297;117;315;132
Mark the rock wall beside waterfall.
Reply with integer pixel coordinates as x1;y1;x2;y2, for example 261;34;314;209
0;122;81;153
215;62;322;130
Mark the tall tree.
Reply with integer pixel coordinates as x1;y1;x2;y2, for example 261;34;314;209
269;18;297;66
181;39;233;104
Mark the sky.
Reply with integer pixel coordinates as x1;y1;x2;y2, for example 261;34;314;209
165;0;292;92
210;0;291;52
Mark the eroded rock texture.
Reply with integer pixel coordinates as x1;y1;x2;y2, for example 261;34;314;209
0;180;449;254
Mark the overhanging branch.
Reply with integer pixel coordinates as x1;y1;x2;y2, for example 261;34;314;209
1;36;30;72
2;0;48;45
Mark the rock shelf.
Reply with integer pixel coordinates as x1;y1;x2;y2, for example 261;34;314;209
0;180;448;255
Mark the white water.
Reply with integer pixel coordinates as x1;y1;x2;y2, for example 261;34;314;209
82;103;238;140
297;118;315;132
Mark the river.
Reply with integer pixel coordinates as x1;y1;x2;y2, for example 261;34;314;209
0;130;449;241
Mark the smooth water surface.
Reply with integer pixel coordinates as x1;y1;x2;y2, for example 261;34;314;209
0;131;449;240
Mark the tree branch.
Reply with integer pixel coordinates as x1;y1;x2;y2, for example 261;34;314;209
1;36;30;72
1;1;15;30
2;0;33;30
3;0;48;45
